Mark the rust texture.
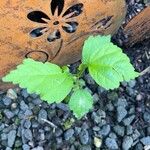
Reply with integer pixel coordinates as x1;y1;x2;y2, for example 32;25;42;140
124;6;150;46
0;0;126;90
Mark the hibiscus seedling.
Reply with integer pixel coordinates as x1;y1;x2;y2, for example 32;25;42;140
3;35;139;119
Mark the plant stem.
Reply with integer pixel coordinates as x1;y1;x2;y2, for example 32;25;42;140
76;64;87;78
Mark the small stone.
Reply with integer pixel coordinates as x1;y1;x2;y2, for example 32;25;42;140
122;136;133;150
132;129;140;140
94;137;102;148
105;138;118;149
32;146;44;150
126;125;133;135
22;144;30;150
128;80;136;88
79;129;89;145
113;125;125;137
6;148;12;150
143;112;150;123
106;103;114;111
21;89;29;98
117;106;127;122
20;101;29;111
135;143;143;150
91;112;101;124
136;94;143;101
116;98;128;107
24;129;33;141
75;127;81;135
6;89;17;100
109;132;117;139
64;129;74;141
123;115;135;126
140;136;150;145
24;120;31;129
56;103;69;111
11;103;18;109
38;109;48;123
0;123;5;131
1;133;7;140
107;92;118;101
93;126;100;132
15;140;22;147
55;128;63;137
79;145;91;150
7;130;17;147
32;98;42;105
99;124;110;136
2;97;12;106
93;93;99;103
4;109;15;119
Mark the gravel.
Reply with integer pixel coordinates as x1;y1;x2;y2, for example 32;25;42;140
0;1;149;149
122;136;134;150
117;106;127;122
7;130;17;147
105;137;118;149
140;136;150;145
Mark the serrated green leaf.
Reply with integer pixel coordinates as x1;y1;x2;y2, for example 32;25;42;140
3;58;74;103
69;89;93;119
82;35;139;90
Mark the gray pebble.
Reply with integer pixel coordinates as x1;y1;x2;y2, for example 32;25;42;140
123;115;135;126
117;106;127;122
75;127;81;135
20;101;29;111
64;129;74;141
113;125;125;137
143;112;150;123
140;136;150;145
79;145;91;150
122;136;133;150
38;109;47;123
132;129;140;140
116;98;128;107
99;124;110;136
56;103;69;111
4;109;15;119
24;129;33;141
6;148;12;150
126;125;133;135
24;120;31;129
106;103;114;111
135;143;143;150
105;137;118;149
32;146;44;150
32;98;42;105
6;89;17;100
79;129;89;145
22;144;30;150
7;130;17;147
0;123;5;131
21;89;29;98
128;80;136;88
1;133;7;140
2;97;12;106
109;132;117;139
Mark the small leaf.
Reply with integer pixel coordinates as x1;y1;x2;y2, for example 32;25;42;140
69;89;93;119
3;59;74;104
82;35;139;90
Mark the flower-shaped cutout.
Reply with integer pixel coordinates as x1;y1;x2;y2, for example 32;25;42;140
27;0;83;42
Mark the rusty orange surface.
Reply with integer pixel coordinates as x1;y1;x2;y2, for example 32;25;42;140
0;0;126;90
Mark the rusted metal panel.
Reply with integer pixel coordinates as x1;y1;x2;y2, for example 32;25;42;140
124;6;150;46
0;0;126;90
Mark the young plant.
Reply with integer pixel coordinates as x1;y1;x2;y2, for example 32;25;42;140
3;35;139;119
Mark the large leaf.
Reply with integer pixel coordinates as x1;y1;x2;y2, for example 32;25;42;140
69;89;93;119
3;59;74;103
82;35;139;90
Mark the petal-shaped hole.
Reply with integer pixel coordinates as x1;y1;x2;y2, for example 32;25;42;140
30;27;48;38
27;11;50;23
62;22;78;33
51;0;64;16
62;3;83;19
47;30;61;42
